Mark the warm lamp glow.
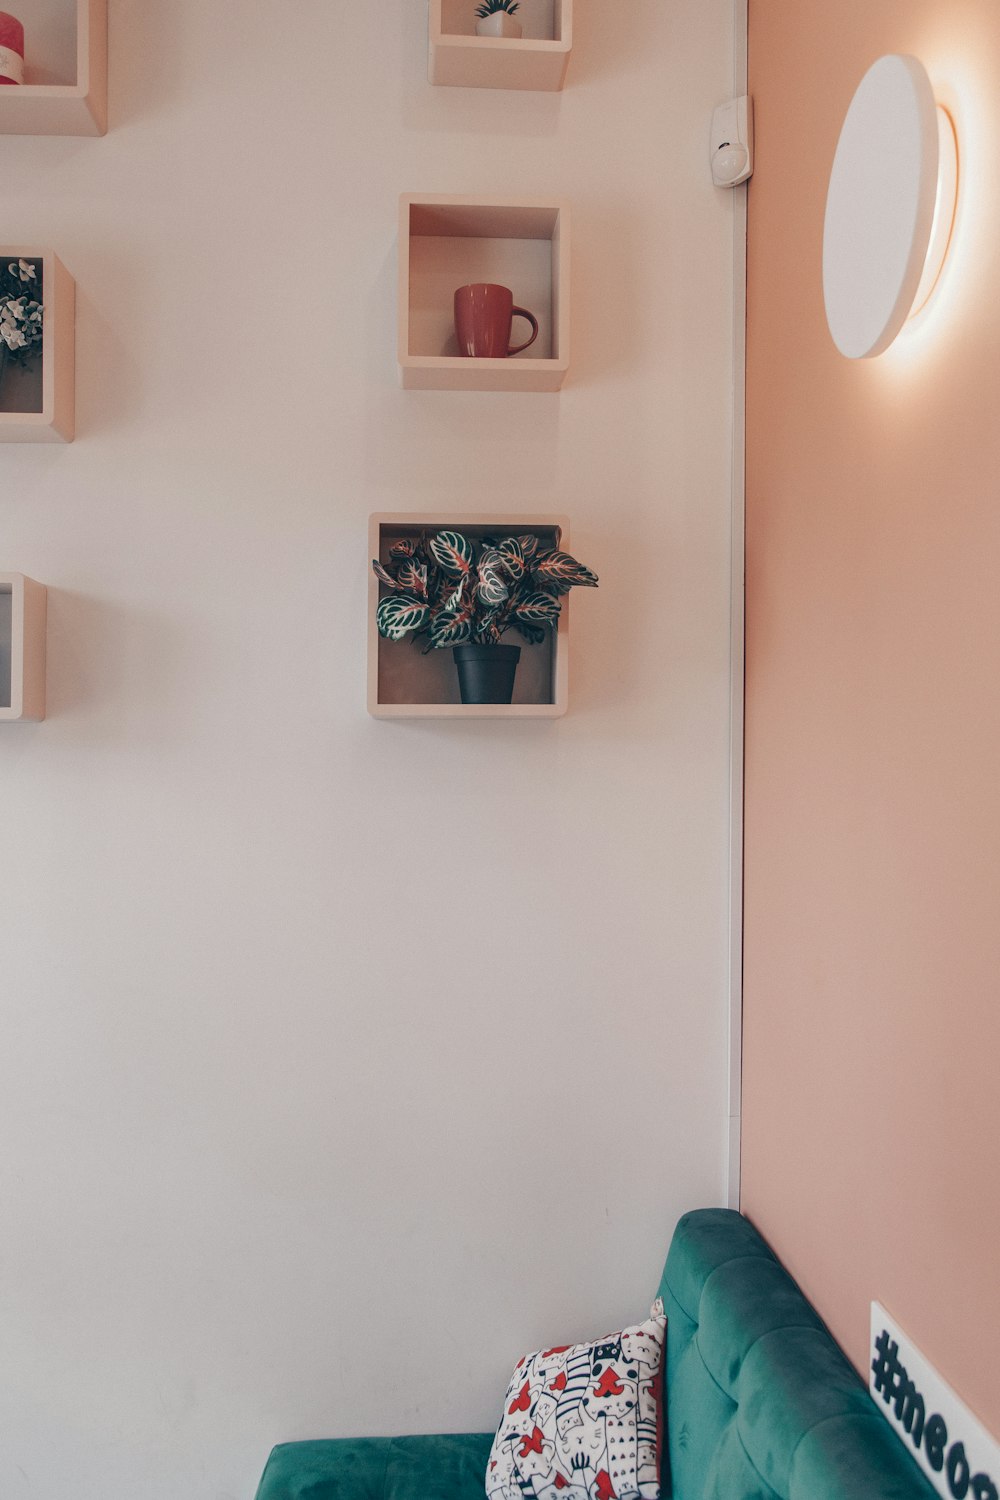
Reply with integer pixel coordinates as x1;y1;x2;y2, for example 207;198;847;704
908;105;958;319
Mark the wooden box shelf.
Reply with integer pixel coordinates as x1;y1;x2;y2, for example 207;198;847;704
429;0;573;92
0;574;47;722
399;195;570;392
369;513;570;719
0;249;75;443
0;0;107;135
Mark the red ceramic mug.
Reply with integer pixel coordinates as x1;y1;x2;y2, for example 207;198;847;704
0;11;25;84
454;283;539;359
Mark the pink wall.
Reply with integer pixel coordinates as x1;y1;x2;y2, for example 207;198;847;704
743;0;1000;1432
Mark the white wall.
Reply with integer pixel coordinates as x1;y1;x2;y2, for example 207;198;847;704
0;3;737;1496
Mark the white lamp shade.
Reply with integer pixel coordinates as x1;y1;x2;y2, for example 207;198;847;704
823;55;941;359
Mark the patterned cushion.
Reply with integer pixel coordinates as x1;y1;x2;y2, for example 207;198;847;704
487;1308;666;1500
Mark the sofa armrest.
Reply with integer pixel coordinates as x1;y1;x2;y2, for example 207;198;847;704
255;1433;494;1500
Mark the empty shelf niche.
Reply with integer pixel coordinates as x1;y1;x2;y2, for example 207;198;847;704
399;195;570;392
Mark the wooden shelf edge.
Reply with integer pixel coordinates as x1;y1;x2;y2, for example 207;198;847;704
368;513;570;719
371;512;570;528
369;704;566;719
399;355;568;392
427;0;572;90
0;250;75;442
402;190;568;215
400;355;568;369
433;35;569;52
0;425;69;444
0;0;107;136
0;572;47;721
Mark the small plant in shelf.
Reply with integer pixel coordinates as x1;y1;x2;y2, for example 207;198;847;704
475;0;522;39
373;529;597;705
0;258;43;383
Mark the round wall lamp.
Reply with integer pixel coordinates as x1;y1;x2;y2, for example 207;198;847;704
823;55;958;359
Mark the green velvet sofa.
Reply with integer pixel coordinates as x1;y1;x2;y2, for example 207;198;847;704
254;1208;936;1500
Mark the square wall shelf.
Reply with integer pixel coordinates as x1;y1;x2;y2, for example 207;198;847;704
369;514;570;719
399;195;570;392
0;0;107;135
0;574;47;722
0;249;75;443
429;0;572;91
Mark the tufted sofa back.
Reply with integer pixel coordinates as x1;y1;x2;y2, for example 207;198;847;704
658;1209;937;1500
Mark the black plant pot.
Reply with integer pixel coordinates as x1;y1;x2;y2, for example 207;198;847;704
453;644;521;705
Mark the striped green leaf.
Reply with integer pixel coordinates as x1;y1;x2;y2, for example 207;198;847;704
533;549;599;595
427;608;474;650
396;561;428;598
376;593;430;641
498;537;526;580
372;559;398;589
477;551;509;607
429;530;474;577
431;580;467;621
478;612;504;646
517;534;540;562
515;591;562;626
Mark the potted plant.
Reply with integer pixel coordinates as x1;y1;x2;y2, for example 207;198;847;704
0;257;43;392
373;529;598;705
475;0;522;40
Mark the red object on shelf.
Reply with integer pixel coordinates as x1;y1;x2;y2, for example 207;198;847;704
0;11;24;85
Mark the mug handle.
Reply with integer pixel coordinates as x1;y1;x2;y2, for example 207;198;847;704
508;307;539;356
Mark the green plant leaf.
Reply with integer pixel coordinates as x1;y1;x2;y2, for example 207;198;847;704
425;576;475;648
431;579;467;620
396;560;428;599
476;611;504;646
513;619;546;646
389;539;417;563
515;591;562;626
498;537;526;580
427;609;474;650
376;594;430;641
429;530;474;577
477;550;510;606
477;577;508;607
372;559;398;589
517;533;540;562
533;550;599;594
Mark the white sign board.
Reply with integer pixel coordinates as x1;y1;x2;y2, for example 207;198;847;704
870;1303;1000;1499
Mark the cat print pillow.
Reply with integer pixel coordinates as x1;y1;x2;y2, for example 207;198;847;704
486;1303;666;1500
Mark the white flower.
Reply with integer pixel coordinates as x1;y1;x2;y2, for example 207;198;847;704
0;282;44;357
